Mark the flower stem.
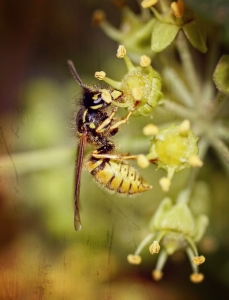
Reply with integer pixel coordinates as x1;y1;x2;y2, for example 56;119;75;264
176;31;201;104
163;99;196;119
1;146;75;176
134;233;154;256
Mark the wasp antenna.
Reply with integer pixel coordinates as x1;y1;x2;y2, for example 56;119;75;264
67;60;84;87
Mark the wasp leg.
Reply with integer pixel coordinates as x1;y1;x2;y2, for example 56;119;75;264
96;107;118;133
110;101;139;131
91;152;138;161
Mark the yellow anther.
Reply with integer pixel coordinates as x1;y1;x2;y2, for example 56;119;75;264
137;154;150;169
95;71;106;80
101;89;112;103
143;124;159;136
171;0;185;18
141;0;158;9
152;270;163;281
111;90;122;100
159;177;171;192
127;254;142;265
132;87;143;101
116;45;127;58
190;273;204;283
192;255;205;265
188;155;204;167
149;241;160;254
179;119;191;135
92;10;106;26
140;55;151;67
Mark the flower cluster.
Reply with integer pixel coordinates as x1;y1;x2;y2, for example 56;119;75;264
127;197;209;283
95;45;163;116
92;0;229;284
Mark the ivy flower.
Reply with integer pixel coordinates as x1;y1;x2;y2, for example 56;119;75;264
93;1;207;55
127;197;209;283
142;0;207;53
92;5;155;57
143;120;203;191
94;45;163;117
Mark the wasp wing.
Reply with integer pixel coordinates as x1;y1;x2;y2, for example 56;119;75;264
74;133;87;230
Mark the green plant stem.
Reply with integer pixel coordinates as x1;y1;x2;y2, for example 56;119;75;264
163;99;196;119
207;133;229;164
134;233;154;256
216;125;229;141
162;68;193;107
213;91;229;117
201;37;218;103
176;31;201;104
1;146;75;176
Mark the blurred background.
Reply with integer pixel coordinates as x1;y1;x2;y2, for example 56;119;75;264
1;0;229;299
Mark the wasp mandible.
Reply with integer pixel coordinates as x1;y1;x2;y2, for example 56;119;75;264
67;60;152;231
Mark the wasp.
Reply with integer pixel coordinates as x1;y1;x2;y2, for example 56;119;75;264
67;60;152;231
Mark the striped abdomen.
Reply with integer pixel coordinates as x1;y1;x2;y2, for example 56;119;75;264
86;158;152;194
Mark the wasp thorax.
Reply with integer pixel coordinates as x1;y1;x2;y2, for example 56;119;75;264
82;88;111;110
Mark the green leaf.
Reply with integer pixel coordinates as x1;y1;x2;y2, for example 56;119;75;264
183;20;207;53
213;55;229;94
151;20;180;52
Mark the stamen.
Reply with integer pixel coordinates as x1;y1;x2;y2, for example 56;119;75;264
171;0;185;18
132;87;143;101
149;241;160;254
141;0;158;9
137;154;150;168
127;254;142;265
143;124;159;136
179;119;191;135
101;89;112;103
152;270;163;281
192;255;205;265
140;55;151;67
188;155;204;167
116;45;127;58
95;71;106;80
159;177;171;192
190;273;204;283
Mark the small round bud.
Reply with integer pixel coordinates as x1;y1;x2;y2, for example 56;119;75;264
116;45;126;58
127;254;142;265
141;0;158;9
143;124;159;136
149;241;160;254
152;270;163;281
92;10;106;26
190;273;204;283
137;154;150;168
140;55;151;67
95;71;106;80
192;255;205;265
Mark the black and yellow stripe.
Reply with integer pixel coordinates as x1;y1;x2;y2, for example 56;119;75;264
86;158;152;194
